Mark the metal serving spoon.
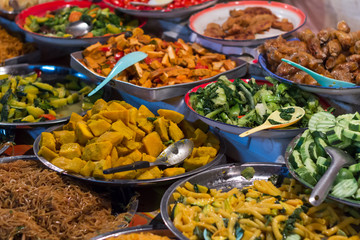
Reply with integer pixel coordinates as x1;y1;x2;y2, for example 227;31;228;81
309;146;356;206
239;106;305;137
130;0;174;7
103;139;194;174
88;51;148;97
65;20;92;38
281;58;356;88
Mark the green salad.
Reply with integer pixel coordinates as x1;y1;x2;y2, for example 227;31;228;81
24;4;139;38
188;76;331;128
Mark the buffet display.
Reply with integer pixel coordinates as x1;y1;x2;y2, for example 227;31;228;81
1;0;360;239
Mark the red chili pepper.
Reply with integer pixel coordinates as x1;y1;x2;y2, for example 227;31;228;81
195;63;208;69
100;46;111;52
114;51;124;61
40;114;56;120
238;115;245;119
35;69;42;78
96;69;102;74
144;57;153;65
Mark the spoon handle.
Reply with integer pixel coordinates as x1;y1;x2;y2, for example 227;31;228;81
239;123;272;137
309;147;350;206
103;161;151;174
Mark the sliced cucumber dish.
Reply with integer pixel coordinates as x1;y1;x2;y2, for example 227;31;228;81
289;111;360;201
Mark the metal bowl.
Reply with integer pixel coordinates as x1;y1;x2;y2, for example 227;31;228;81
160;162;288;240
33;125;226;187
0;64;112;129
259;53;360;105
91;225;176;240
184;79;308;139
285;133;360;208
70;51;248;102
103;0;217;19
15;0;146;48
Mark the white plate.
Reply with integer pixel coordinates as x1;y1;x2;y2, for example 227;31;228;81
189;1;306;47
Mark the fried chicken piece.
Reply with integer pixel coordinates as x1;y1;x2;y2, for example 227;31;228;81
331;69;354;82
347;54;360;64
247;14;275;34
298;28;327;60
334;30;353;49
272;19;294;31
229;9;244;17
204;23;225;38
225;31;255;40
325;53;346;70
222;15;252;31
354;40;360;54
227;24;246;35
327;39;342;57
337;20;350;33
244;7;274;16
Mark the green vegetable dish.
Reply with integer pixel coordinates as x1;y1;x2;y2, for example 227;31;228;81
188;76;331;128
24;5;139;38
0;72;102;123
289;111;360;201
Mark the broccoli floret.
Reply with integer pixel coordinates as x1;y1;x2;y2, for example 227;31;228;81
241;167;255;180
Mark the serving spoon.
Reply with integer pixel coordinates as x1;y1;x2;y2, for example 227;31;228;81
130;0;174;7
88;51;148;97
309;146;356;206
65;20;92;38
103;139;194;174
239;106;305;137
281;58;356;88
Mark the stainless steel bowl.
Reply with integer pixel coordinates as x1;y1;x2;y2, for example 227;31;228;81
33;125;226;187
285;133;360;208
92;225;176;240
160;162;287;240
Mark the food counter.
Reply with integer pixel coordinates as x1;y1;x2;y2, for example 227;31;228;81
1;0;360;239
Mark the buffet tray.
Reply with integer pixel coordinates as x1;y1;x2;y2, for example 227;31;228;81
70;51;248;102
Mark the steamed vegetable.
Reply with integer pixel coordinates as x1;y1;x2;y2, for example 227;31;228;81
0;72;101;123
289;111;360;201
189;76;331;128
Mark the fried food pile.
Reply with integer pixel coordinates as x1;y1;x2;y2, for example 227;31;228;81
260;20;360;85
204;7;294;40
81;28;236;88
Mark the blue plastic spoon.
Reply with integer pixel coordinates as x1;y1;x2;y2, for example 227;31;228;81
281;58;356;88
88;51;148;97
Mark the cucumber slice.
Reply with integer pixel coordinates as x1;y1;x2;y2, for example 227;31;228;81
317;164;328;175
354;188;360;200
336;113;354;128
349;120;360;131
295;166;317;186
300;140;314;160
331;178;358;198
303;158;320;180
316;156;331;167
349;163;360;173
285;234;301;240
343;128;360;141
334;168;354;185
294;129;310;150
327;126;352;149
308;111;335;132
353;112;360;120
289;150;304;169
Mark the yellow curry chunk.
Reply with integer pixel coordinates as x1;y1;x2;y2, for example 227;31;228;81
38;146;59;161
59;143;82;159
75;121;94;145
157;109;184;123
82;141;113;161
40;132;56;151
142;132;164;157
53;130;76;145
38;99;220;180
88;119;111;136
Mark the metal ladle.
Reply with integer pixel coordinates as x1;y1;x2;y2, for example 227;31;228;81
309;146;356;206
103;139;194;174
65;20;92;38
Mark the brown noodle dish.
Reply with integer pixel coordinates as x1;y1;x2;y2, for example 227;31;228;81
107;233;171;240
0;160;131;240
259;20;360;86
203;7;294;40
0;26;35;65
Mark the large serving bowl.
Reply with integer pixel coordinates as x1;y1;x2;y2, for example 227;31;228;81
189;1;306;47
259;53;360;105
33;124;225;187
0;64;113;129
103;0;217;19
15;0;145;48
160;162;287;240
